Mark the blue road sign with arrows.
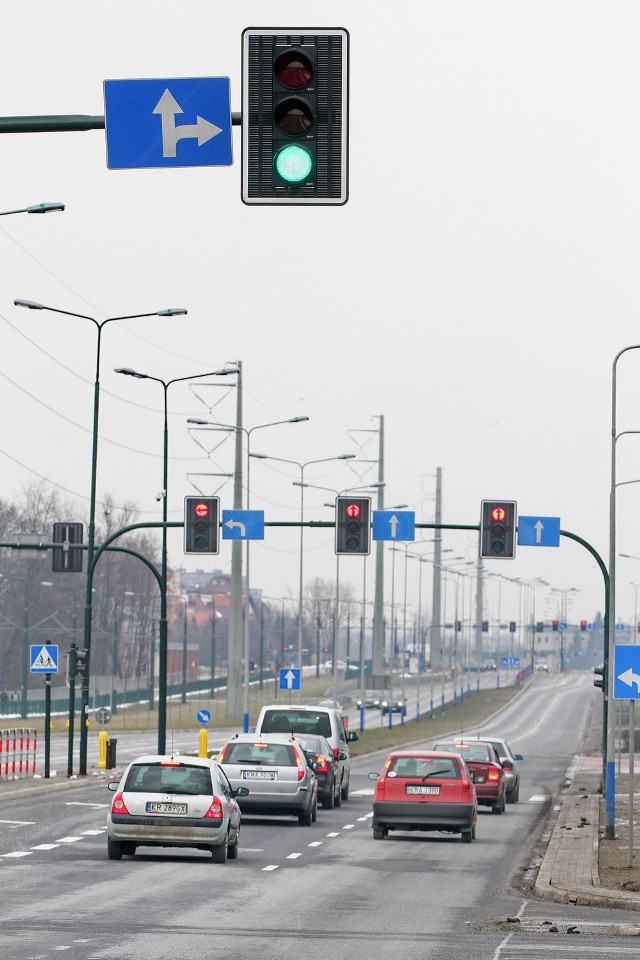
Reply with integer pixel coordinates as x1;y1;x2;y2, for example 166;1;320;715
196;709;211;724
30;644;58;673
517;515;561;547
613;644;640;700
279;668;301;691
372;510;415;541
104;78;233;169
222;510;264;540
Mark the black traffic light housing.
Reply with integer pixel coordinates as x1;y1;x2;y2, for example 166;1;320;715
580;620;587;632
335;496;371;555
552;620;559;632
184;497;220;555
536;621;544;633
52;522;84;573
593;662;606;691
480;500;517;559
241;28;349;205
75;649;89;677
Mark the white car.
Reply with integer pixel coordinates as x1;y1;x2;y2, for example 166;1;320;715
107;754;247;863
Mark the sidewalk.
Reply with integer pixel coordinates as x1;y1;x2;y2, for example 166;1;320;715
534;754;640;912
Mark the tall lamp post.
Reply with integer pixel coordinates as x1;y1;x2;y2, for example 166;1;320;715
188;414;309;732
15;299;188;774
248;452;356;701
115;364;237;753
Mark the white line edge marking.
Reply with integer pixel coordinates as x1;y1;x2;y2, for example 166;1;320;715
262;864;279;871
308;841;322;847
286;853;301;859
1;851;32;858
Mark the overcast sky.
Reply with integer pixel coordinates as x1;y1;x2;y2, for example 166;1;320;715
2;2;640;632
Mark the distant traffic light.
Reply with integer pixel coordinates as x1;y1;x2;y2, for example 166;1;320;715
509;621;516;633
335;496;371;555
241;28;349;205
593;662;605;691
580;620;587;632
481;620;489;633
552;620;559;631
536;621;544;633
52;522;84;573
479;500;517;559
184;497;220;555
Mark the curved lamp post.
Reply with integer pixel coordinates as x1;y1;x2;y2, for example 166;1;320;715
1;202;64;216
115;364;238;753
14;299;187;774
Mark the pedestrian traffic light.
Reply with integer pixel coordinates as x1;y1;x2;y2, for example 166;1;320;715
335;496;371;555
593;662;605;691
52;522;84;573
184;497;220;555
75;649;89;677
241;28;349;205
479;500;517;559
580;620;587;632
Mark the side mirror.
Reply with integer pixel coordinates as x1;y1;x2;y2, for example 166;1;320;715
514;754;524;761
337;751;347;761
233;786;250;798
347;730;359;742
107;781;119;792
368;771;379;781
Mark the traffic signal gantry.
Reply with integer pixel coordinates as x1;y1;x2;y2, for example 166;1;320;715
184;497;220;555
241;28;349;205
480;500;517;559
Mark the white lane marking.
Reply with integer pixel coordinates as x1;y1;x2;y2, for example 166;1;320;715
240;848;264;852
31;844;59;851
326;832;340;837
350;788;374;796
357;816;370;822
64;802;108;808
1;851;32;858
262;864;279;871
528;795;549;802
286;853;301;859
342;824;355;830
55;836;83;843
53;947;71;952
0;819;35;826
80;829;104;836
308;841;322;847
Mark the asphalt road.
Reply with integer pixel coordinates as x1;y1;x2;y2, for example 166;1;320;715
1;672;638;960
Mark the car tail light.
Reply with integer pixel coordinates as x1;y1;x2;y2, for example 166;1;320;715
315;755;329;773
382;757;392;776
487;766;501;782
204;797;224;820
461;778;474;799
294;749;306;781
217;745;228;763
111;791;130;815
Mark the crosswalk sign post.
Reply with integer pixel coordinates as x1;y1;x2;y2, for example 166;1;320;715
29;642;57;779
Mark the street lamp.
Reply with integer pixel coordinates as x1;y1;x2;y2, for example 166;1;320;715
248;452;356;701
14;298;188;774
188;414;309;732
0;202;64;216
115;364;236;753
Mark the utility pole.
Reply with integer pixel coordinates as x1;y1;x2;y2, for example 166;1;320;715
372;415;385;674
430;468;443;672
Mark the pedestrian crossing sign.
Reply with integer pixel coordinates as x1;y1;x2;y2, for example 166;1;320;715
30;644;59;673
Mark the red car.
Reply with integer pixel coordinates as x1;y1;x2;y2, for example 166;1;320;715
433;740;507;814
368;750;478;843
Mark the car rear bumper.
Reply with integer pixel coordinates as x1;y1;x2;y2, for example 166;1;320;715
107;813;229;845
474;785;503;805
372;801;476;832
236;788;314;816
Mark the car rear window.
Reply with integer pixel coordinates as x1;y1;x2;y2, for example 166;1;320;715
436;743;492;763
125;762;212;795
388;756;460;779
261;710;332;739
224;741;299;767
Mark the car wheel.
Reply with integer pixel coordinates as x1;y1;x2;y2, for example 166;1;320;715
492;794;506;815
299;806;313;826
334;783;342;808
227;830;239;860
472;823;476;840
461;827;473;843
340;778;349;802
211;834;228;863
107;838;123;861
311;800;317;823
514;780;520;802
373;827;387;840
322;788;335;810
122;842;136;856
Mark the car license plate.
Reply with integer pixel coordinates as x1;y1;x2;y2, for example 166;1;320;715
145;801;187;814
406;784;439;795
242;770;276;780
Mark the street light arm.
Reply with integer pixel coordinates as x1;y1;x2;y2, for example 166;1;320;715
1;202;64;215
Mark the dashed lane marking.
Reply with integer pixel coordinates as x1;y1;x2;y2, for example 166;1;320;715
343;824;355;830
286;853;301;859
326;832;340;837
31;844;59;851
54;836;83;843
308;841;322;847
262;864;279;871
1;851;31;858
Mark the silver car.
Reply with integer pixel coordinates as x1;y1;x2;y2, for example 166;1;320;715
219;733;318;825
107;754;247;863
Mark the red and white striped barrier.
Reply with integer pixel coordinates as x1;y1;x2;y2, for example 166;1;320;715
0;728;37;780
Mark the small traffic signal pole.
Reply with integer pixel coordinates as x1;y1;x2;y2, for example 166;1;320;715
44;640;52;779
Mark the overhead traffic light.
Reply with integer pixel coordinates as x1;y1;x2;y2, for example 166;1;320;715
52;522;84;573
593;662;605;691
580;620;587;632
184;497;220;555
552;620;559;631
335;496;371;555
481;620;489;633
479;500;517;559
509;621;516;633
241;28;349;205
536;621;544;633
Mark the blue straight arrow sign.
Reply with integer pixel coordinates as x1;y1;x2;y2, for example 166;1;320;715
372;510;415;541
517;515;561;547
279;668;300;691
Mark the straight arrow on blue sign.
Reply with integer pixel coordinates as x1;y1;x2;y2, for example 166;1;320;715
517;515;561;547
372;510;415;541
